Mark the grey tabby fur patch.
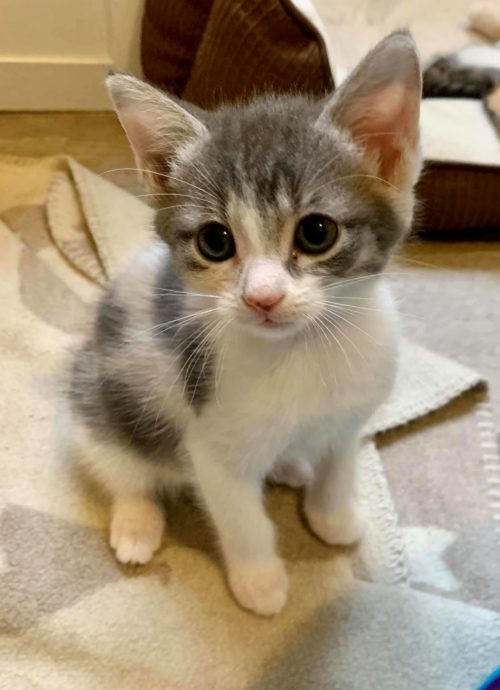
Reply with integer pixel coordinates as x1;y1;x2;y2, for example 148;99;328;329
95;299;127;351
71;341;181;463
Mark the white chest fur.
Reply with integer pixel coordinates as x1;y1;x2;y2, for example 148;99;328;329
192;281;398;472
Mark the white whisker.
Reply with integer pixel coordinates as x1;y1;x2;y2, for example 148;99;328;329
137;192;211;203
316;313;353;373
153;288;221;300
166;173;220;204
133;308;219;339
323;270;409;291
191;318;231;405
157;202;215;212
180;318;227;401
100;167;219;203
215;320;232;406
321;307;381;347
194;164;223;201
320;300;387;314
304;315;330;389
311;173;400;195
321;300;421;321
321;312;367;364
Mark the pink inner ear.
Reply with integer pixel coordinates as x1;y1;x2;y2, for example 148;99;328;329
348;83;418;181
118;108;170;194
120;109;160;158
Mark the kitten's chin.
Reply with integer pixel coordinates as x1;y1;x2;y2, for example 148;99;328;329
237;318;303;341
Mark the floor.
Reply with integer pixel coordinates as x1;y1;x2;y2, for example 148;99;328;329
0;111;137;194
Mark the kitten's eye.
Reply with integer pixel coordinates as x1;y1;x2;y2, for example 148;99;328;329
294;214;338;255
197;223;236;262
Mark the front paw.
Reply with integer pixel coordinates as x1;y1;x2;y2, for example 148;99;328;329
228;559;289;616
305;499;365;546
110;498;165;565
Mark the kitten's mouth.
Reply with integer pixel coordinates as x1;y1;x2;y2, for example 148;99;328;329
262;316;277;326
238;311;300;338
258;314;297;331
260;315;287;327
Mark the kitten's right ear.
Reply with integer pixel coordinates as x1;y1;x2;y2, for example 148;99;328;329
106;73;208;194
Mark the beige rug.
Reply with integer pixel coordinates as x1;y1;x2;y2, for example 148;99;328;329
0;154;499;690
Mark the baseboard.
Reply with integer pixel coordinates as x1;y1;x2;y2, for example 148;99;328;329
0;60;113;110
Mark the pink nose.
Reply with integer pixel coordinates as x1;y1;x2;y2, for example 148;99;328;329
243;291;285;312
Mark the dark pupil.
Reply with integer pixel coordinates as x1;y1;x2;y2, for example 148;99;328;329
304;221;328;246
198;223;234;261
206;227;227;254
296;215;337;254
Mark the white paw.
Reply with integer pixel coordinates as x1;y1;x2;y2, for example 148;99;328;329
269;459;313;488
228;559;289;616
110;498;165;565
305;500;365;546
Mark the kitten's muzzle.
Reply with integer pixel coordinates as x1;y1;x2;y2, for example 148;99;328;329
243;290;285;315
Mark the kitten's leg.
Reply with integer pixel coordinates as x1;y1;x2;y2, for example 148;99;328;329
110;496;165;565
189;445;287;616
73;422;167;564
269;457;313;488
304;437;364;546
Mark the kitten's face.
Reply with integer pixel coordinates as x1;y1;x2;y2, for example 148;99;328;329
155;99;405;340
108;31;421;341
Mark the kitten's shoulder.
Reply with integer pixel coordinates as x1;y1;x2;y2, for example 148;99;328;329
112;239;170;299
109;239;175;307
95;239;176;348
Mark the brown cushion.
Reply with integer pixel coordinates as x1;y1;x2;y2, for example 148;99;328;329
142;0;213;96
417;162;500;233
141;0;333;108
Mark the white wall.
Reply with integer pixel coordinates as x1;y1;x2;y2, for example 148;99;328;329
0;0;144;110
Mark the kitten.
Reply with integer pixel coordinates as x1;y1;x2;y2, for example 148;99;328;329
69;31;422;616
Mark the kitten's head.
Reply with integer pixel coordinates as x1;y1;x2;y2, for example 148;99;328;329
108;31;421;340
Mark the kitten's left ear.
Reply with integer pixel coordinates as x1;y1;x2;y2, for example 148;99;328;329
318;30;422;189
106;73;208;194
